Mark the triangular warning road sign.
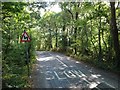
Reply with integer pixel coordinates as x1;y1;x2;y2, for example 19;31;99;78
20;31;31;42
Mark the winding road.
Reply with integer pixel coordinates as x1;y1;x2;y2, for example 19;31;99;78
31;51;120;90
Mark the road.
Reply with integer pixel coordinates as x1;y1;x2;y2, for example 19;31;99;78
31;51;120;90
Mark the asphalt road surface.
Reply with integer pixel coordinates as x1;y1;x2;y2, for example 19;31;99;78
31;51;120;90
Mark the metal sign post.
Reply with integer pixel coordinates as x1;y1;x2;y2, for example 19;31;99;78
21;30;31;76
25;42;30;76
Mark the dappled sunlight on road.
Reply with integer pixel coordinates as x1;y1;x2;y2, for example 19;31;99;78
75;61;80;64
89;82;100;89
37;56;54;61
33;51;119;89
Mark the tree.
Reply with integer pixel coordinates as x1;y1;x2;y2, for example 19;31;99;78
2;2;36;88
110;2;120;68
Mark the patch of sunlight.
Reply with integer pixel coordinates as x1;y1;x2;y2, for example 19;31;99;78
91;74;101;78
69;85;76;88
58;67;66;70
37;69;39;71
101;78;104;80
70;66;74;67
37;56;54;61
89;82;100;89
58;87;63;88
91;74;98;78
67;57;71;60
75;61;80;63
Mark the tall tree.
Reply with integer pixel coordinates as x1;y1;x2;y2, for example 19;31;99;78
110;2;120;68
74;3;80;55
98;3;102;62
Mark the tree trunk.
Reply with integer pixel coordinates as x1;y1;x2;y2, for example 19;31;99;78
98;4;102;62
110;2;120;68
48;28;52;49
74;3;80;55
74;26;77;55
55;28;58;48
62;24;67;52
74;11;78;55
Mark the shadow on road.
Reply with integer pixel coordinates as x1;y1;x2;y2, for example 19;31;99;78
30;51;120;90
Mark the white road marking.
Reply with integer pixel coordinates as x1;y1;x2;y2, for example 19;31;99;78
43;52;116;89
64;71;76;78
55;56;115;89
54;71;66;80
45;71;54;80
102;81;116;89
71;70;82;78
78;70;87;77
56;57;68;67
77;70;115;89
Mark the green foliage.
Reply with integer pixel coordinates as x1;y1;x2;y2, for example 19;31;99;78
2;2;36;88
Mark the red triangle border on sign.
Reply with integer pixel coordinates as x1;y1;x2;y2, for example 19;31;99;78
20;31;31;42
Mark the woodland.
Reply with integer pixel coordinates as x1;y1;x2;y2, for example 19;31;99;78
1;1;120;88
